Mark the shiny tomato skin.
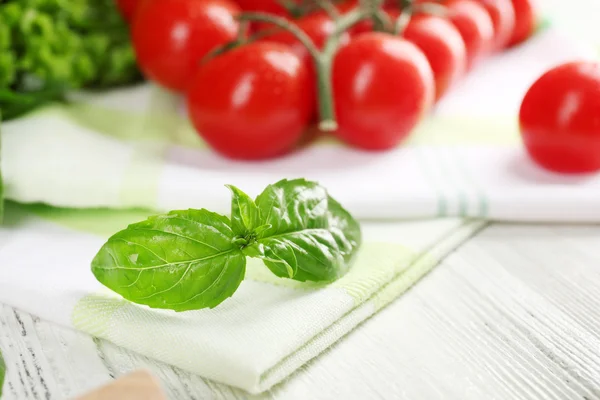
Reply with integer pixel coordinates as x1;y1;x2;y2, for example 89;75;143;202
187;42;314;160
403;15;467;101
519;62;600;174
332;33;435;150
132;0;240;92
507;0;537;47
479;0;516;49
443;0;494;69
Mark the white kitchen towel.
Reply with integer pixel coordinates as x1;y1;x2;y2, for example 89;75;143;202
0;202;483;393
3;26;600;223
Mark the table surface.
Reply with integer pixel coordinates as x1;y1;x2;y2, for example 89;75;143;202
2;222;600;400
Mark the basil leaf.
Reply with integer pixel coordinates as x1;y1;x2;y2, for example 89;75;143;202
0;348;5;398
91;209;246;311
226;184;259;236
245;179;361;282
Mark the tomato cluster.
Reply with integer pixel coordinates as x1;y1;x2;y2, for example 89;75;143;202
117;0;538;161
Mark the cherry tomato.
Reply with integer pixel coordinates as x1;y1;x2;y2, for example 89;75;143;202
332;32;435;150
403;14;467;101
519;62;600;174
507;0;537;47
443;0;494;69
187;42;314;160
132;0;241;92
478;0;516;49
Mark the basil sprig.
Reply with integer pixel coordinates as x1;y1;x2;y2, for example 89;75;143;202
91;179;362;311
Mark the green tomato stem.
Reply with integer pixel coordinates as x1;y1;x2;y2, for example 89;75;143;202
413;2;448;16
319;8;370;131
237;21;250;41
393;9;413;35
312;0;341;20
373;8;393;31
238;12;322;59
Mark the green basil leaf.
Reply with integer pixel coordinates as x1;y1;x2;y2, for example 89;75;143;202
226;184;260;236
91;209;246;311
245;179;361;282
0;347;5;398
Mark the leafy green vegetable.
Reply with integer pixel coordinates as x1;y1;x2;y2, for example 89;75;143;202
0;347;5;398
91;209;246;312
0;0;141;120
227;184;260;237
91;179;361;311
244;179;361;282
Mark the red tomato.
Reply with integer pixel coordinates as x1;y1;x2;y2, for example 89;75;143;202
478;0;516;49
132;0;240;92
443;0;494;69
187;42;314;160
332;33;435;150
519;62;600;174
403;15;467;101
507;0;537;47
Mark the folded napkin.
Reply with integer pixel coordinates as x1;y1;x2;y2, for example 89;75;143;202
3;26;600;223
0;203;483;393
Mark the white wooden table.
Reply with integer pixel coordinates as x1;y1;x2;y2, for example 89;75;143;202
2;223;600;399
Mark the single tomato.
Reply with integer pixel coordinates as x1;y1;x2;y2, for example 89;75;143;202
519;62;600;173
187;42;314;160
332;32;435;150
478;0;516;49
132;0;240;92
403;14;467;100
443;0;494;69
507;0;537;47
